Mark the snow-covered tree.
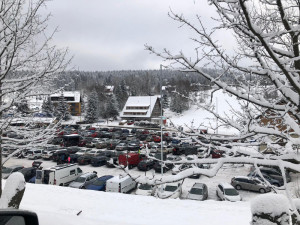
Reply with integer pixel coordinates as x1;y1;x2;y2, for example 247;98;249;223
55;92;71;121
143;0;300;221
104;94;119;119
85;90;99;123
0;0;70;197
42;97;54;116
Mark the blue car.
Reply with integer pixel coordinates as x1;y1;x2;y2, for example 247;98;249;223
86;175;114;191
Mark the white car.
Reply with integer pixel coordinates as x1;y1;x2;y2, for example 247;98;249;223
216;183;241;202
75;148;91;155
157;182;182;199
135;183;156;196
27;149;43;160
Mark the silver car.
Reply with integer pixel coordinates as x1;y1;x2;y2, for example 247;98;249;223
69;172;98;189
231;176;271;193
187;183;208;201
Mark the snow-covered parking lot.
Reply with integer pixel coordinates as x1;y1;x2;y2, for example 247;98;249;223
3;155;300;225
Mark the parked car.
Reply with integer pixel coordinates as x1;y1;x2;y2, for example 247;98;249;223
91;154;109;167
86;175;113;191
75;148;91;156
187;183;208;201
2;165;24;179
88;149;103;156
153;161;173;173
69;172;98;189
136;183;157;196
106;174;136;193
248;171;283;187
42;150;56;160
137;159;155;171
67;154;80;163
27;149;43;160
115;143;128;151
197;146;209;158
77;155;93;165
216;183;241;202
172;163;201;179
19;167;38;182
256;167;291;183
211;149;225;158
157;182;182;199
231;176;271;193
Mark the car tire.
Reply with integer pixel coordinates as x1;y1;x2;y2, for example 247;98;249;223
259;188;266;193
235;185;241;190
81;186;86;189
128;165;133;169
34;156;37;160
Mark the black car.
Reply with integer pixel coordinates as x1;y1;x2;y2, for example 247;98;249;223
127;142;140;151
153;161;174;173
19;167;37;182
66;146;81;154
67;154;80;163
77;155;93;165
137;159;155;171
91;155;108;167
52;150;69;163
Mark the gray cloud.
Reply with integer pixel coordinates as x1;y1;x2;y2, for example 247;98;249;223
42;0;220;71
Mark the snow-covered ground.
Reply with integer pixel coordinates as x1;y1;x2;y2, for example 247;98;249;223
164;89;241;135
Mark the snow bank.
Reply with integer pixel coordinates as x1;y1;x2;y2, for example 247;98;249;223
20;183;252;225
0;172;25;208
251;194;290;217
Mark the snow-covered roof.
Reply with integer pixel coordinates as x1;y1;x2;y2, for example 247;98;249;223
120;96;160;118
50;91;81;103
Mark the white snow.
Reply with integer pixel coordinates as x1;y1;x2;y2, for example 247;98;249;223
19;183;251;225
0;172;25;209
165;90;241;135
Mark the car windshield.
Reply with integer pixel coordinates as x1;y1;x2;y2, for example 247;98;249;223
74;177;86;183
27;151;33;154
165;185;178;192
190;188;203;195
224;188;239;196
78;150;86;153
93;180;105;186
2;167;13;173
139;184;152;190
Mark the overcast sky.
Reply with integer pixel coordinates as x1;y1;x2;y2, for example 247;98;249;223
43;0;220;71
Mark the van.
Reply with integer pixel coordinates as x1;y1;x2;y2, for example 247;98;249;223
35;163;82;186
118;153;144;169
106;175;136;193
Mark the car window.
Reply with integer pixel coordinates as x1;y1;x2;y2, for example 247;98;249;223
77;168;82;173
70;170;75;175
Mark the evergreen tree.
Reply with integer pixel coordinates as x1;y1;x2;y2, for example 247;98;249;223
104;94;119;119
85;90;99;123
115;82;128;110
41;97;54;116
54;92;71;120
170;93;188;114
15;100;30;115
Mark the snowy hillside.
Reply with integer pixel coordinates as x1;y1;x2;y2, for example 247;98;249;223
165;89;241;135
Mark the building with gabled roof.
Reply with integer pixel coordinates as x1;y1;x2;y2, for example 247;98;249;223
120;96;162;121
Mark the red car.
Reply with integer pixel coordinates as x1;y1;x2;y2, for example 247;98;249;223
211;149;225;158
153;136;161;143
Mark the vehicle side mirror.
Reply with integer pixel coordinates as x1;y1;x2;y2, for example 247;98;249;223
0;209;39;225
